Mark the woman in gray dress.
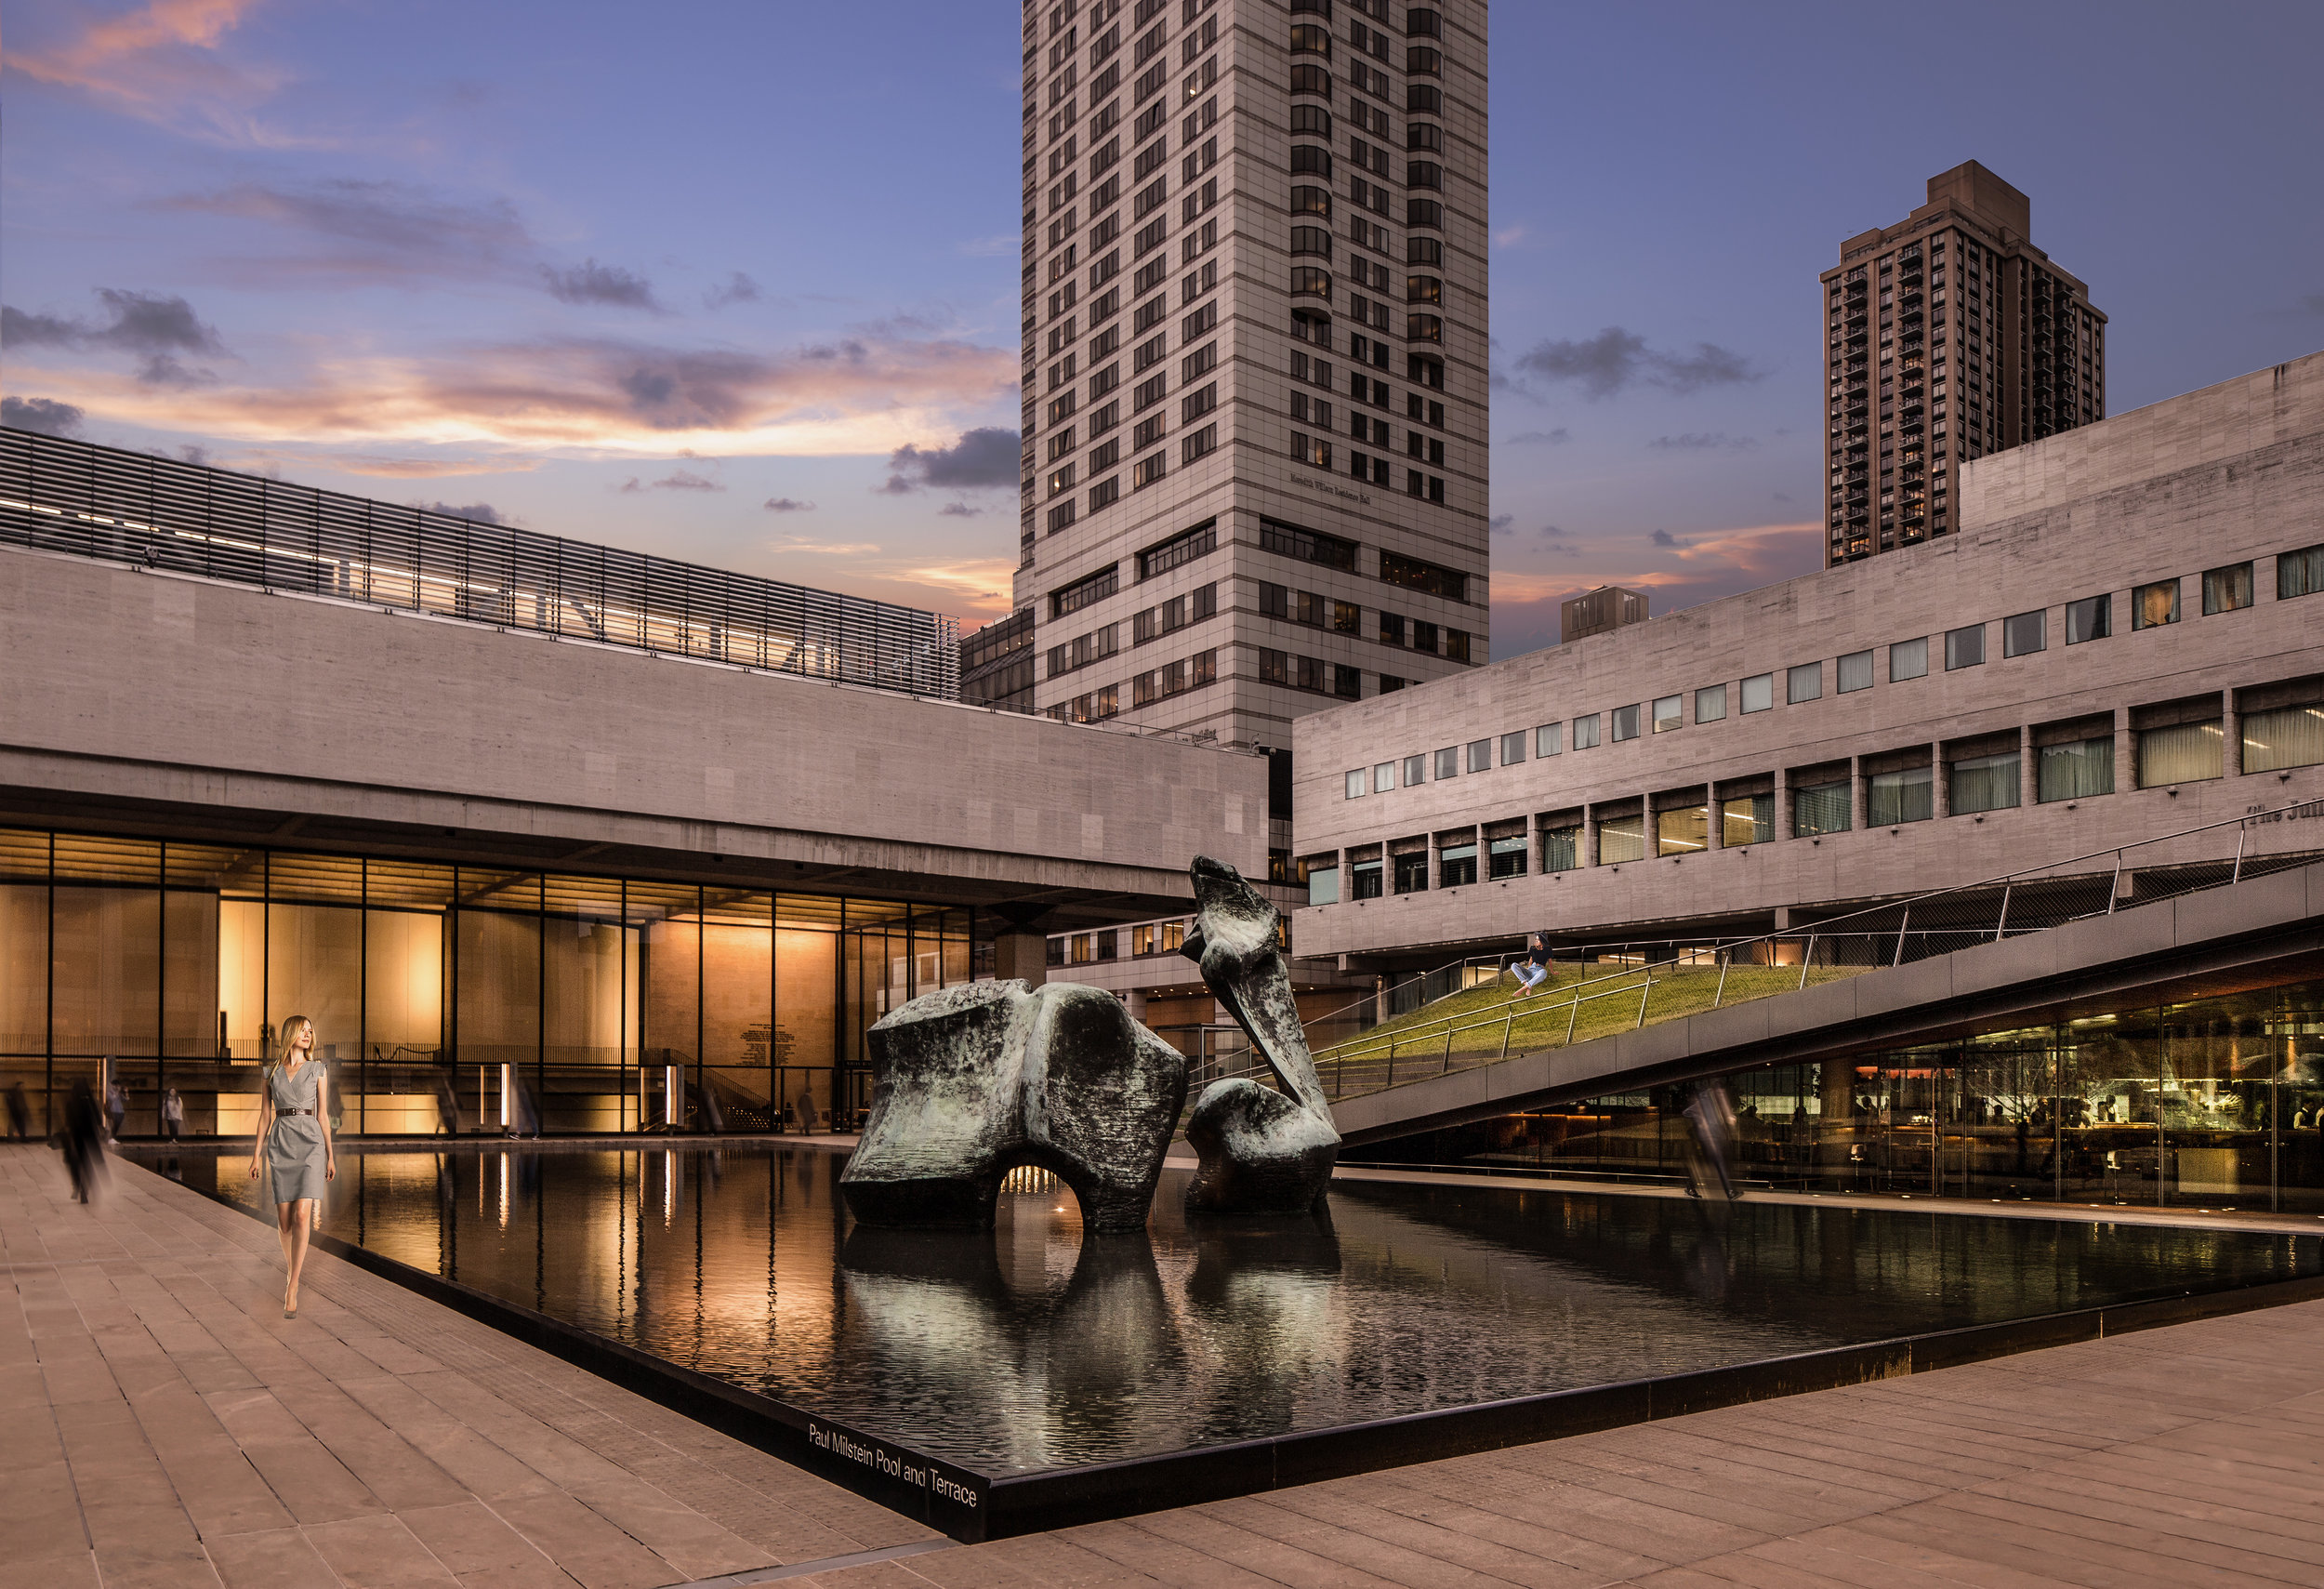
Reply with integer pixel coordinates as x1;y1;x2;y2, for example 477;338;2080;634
245;1014;336;1318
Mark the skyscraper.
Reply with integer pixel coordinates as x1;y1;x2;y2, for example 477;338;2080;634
1016;0;1490;768
1821;161;2106;565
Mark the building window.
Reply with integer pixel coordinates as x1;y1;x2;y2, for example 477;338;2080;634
1787;662;1822;704
1739;673;1773;714
1535;722;1562;757
1259;646;1288;684
1336;664;1362;699
2137;722;2222;787
2039;738;2116;801
1434;746;1459;779
1050;563;1119;618
2066;594;2111;644
1868;767;1934;826
2132;578;2179;629
2243;704;2324;774
1138;519;1216;578
1132;451;1167;488
1463;737;1489;773
1379;550;1467;602
1542;826;1580;873
1307;866;1340;907
1723;794;1773;846
2202;563;2253;615
1944;624;1985;670
1487;836;1526;881
1500;730;1527;765
1260;516;1358;570
2002;610;2046;657
1695;683;1727;722
1571;714;1601;749
1836;650;1873;694
1438;843;1476;888
1374;761;1395;794
1890;637;1929;681
1609;704;1640;742
1793;781;1852;838
1403;752;1426;787
1652;695;1682;733
1949;752;2021;815
1597;814;1645;866
1393;852;1429;894
1181;422;1217;463
2278;543;2324;600
1410;619;1439;654
1351;858;1383;899
1344;768;1366;799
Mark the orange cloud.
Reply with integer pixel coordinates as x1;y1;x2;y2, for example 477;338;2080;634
10;332;1021;459
9;0;297;145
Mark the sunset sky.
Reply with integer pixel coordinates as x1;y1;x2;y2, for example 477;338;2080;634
6;1;2320;655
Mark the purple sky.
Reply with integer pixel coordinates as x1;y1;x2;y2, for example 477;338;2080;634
6;1;2320;656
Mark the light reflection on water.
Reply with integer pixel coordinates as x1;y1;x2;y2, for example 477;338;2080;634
145;1145;2320;1475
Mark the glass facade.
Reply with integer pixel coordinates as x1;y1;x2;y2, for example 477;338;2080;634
0;829;977;1138
1348;976;2324;1213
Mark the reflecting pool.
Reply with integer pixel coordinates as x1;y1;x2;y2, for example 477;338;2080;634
138;1145;2319;1476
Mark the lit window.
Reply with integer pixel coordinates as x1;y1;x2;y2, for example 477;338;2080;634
2132;578;2179;629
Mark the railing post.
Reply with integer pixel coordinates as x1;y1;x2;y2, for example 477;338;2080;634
1713;948;1731;1009
1893;905;1911;967
1993;881;2012;944
1442;1026;1454;1075
1635;973;1652;1030
2232;822;2248;885
1499;1007;1513;1061
1565;993;1580;1046
1798;933;1816;990
2106;852;2123;914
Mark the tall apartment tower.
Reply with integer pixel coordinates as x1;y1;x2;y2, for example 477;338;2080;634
1015;0;1489;774
1821;161;2106;564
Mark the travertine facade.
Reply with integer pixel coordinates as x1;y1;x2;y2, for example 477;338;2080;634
1292;351;2324;966
1014;0;1490;768
1824;162;2106;564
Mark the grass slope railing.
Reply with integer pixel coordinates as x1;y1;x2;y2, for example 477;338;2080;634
1248;801;2323;1107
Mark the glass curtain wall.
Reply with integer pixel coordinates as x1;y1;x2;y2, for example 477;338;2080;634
0;827;954;1138
1347;976;2324;1212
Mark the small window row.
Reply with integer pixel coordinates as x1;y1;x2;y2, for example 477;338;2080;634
1044;647;1219;723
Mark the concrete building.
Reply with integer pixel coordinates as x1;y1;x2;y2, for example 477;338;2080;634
1014;0;1491;774
0;430;1267;1137
1560;585;1647;644
1823;162;2106;564
1292;350;2324;968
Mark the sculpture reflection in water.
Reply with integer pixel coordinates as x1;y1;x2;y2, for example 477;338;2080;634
840;855;1340;1228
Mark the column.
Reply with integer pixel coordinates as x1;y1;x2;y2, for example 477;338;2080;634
1374;975;1391;1026
1582;804;1601;867
1932;739;1949;820
2114;705;2134;797
1123;989;1147;1022
1775;778;1793;843
2222;688;2240;778
993;932;1048;987
1706;782;1723;850
1850;755;1868;831
2019;724;2038;809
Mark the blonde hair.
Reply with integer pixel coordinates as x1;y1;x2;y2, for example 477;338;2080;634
272;1015;315;1072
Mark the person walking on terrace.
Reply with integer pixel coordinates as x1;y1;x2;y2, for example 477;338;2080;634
247;1015;335;1318
1512;933;1553;998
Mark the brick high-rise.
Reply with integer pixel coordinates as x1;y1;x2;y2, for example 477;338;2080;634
1013;0;1490;808
1822;162;2106;564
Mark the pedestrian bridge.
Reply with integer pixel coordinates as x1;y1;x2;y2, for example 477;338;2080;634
1302;806;2324;1148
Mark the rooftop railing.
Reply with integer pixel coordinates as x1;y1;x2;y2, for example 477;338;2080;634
0;428;959;699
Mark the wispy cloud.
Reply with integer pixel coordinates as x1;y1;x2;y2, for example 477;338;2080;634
413;499;508;525
704;272;760;311
5;0;296;145
1512;326;1763;400
937;501;986;517
1648;432;1757;451
163;179;533;286
542;258;660;311
0;396;86;436
763;497;815;513
7;331;1021;457
772;537;879;556
1650;528;1682;547
957;235;1019;258
616;469;723;493
3;288;230;385
1506;428;1569;445
879;427;1019;494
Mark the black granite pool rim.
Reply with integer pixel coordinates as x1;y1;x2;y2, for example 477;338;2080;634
135;1153;2324;1544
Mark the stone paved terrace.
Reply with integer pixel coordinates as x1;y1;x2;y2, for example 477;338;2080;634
10;1143;2324;1589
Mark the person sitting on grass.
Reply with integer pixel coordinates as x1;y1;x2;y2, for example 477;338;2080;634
1512;933;1553;998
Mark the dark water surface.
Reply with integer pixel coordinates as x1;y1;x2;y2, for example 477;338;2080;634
137;1144;2320;1476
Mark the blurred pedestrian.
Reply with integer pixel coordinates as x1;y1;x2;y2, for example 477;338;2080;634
436;1078;459;1136
105;1074;127;1140
5;1080;29;1139
60;1079;106;1204
247;1016;335;1318
160;1085;184;1142
1682;1079;1742;1202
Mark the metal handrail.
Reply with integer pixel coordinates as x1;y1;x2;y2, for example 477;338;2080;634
1271;799;2324;1097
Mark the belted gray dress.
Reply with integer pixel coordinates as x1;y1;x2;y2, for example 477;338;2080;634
264;1061;329;1205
